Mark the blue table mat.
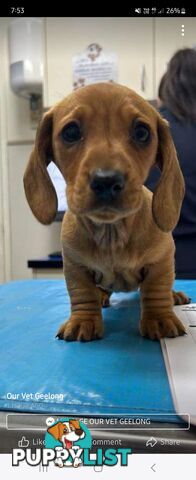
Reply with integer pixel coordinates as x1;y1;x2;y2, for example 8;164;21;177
0;279;195;422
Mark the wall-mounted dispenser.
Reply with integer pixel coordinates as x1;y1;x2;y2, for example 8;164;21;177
8;18;44;127
8;17;43;99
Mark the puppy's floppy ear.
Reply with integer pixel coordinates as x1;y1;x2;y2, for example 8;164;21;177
23;109;57;224
152;115;185;232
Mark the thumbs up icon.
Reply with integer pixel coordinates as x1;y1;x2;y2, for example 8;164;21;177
18;436;29;448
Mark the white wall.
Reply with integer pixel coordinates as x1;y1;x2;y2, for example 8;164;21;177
44;17;196;108
44;17;154;106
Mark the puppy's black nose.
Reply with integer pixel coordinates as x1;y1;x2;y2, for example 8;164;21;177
90;170;125;201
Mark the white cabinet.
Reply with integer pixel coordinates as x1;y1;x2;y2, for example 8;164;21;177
44;17;154;107
0;97;5;282
8;144;61;279
31;268;63;279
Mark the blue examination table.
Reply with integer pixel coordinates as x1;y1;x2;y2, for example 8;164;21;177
0;279;195;423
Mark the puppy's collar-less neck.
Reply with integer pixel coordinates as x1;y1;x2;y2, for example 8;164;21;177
79;215;135;250
75;193;148;250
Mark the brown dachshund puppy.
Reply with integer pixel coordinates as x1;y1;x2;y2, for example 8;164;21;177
24;83;189;342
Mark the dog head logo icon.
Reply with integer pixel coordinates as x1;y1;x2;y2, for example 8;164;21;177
45;418;91;468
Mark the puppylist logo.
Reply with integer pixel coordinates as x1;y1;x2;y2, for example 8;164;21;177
12;417;132;468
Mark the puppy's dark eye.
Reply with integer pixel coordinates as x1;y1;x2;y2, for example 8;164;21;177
61;122;82;144
132;122;151;145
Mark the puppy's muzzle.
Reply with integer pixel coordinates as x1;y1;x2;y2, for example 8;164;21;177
90;169;125;202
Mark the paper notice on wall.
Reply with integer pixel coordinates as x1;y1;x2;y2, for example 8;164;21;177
72;43;118;90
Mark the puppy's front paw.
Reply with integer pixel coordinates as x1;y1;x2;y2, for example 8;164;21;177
140;312;186;340
56;315;104;342
172;290;191;305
